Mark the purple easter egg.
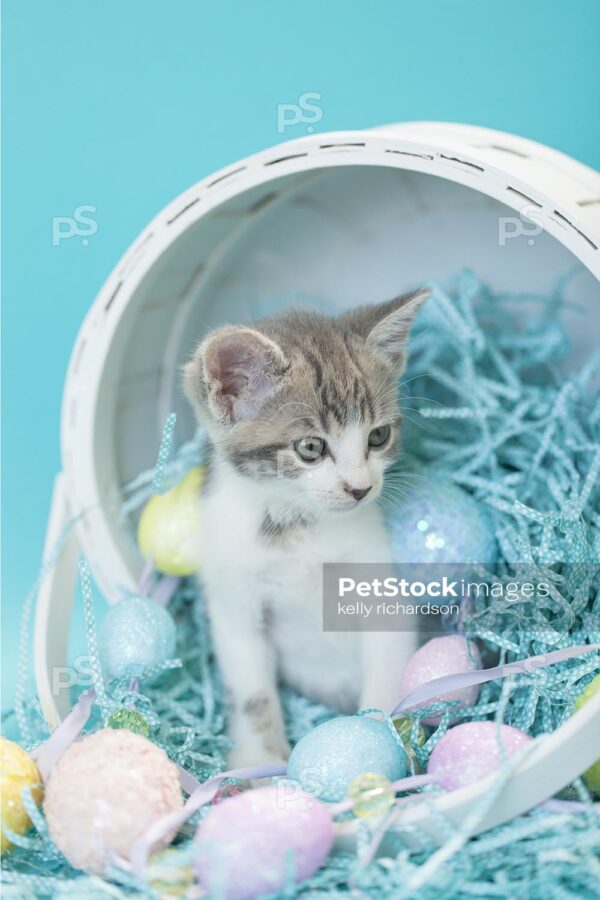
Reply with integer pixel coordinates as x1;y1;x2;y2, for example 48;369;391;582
195;785;334;900
398;636;482;723
428;721;532;790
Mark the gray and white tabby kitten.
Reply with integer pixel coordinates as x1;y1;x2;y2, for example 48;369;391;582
183;289;428;767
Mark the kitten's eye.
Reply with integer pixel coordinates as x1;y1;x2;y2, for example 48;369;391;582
368;425;391;448
294;436;326;462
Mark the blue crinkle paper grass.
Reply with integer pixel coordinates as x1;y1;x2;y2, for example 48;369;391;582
2;269;600;899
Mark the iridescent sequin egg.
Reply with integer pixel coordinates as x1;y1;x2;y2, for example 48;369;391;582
386;476;497;570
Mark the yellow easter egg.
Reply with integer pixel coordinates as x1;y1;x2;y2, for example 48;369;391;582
1;737;43;853
575;674;600;794
137;466;204;576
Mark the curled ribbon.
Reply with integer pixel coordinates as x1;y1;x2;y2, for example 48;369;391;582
128;642;600;878
390;643;600;716
31;642;600;879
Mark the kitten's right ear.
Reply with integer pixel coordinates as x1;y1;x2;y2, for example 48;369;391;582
183;326;289;424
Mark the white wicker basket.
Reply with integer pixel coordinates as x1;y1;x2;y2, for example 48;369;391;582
34;122;600;841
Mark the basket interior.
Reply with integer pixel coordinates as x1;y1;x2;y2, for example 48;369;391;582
103;165;600;538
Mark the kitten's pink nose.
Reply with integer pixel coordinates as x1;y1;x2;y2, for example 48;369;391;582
344;485;372;502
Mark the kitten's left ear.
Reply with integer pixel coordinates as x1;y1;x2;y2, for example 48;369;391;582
342;288;430;367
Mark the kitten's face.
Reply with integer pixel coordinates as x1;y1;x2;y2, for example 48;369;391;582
218;344;402;515
184;290;428;517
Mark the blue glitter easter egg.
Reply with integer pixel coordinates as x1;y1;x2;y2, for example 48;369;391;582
386;476;497;568
100;596;176;679
287;716;406;802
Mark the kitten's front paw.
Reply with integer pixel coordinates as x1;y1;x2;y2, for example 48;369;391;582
227;691;291;772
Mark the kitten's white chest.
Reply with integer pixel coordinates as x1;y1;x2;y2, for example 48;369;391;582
199;473;392;710
264;523;363;710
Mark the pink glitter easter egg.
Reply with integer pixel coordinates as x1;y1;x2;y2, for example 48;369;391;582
195;785;334;900
398;636;482;723
428;721;532;790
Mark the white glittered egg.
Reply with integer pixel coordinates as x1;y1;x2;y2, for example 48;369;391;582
44;729;183;874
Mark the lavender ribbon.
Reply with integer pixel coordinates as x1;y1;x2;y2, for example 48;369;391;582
151;575;180;607
31;689;96;780
128;642;600;880
390;644;600;717
128;763;287;877
329;773;432;816
29;641;600;879
137;559;155;598
136;559;180;607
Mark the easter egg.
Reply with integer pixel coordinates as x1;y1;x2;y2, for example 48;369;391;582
99;596;176;679
574;674;600;794
195;785;334;900
44;728;183;873
137;466;203;576
385;476;497;570
0;738;42;853
398;636;482;723
287;716;406;802
428;721;532;791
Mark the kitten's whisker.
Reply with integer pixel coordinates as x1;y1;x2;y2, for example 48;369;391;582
399;395;442;405
370;369;403;406
384;471;438;485
397;372;435;388
397;412;433;432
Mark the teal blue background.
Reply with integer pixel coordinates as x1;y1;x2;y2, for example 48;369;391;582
2;0;600;715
